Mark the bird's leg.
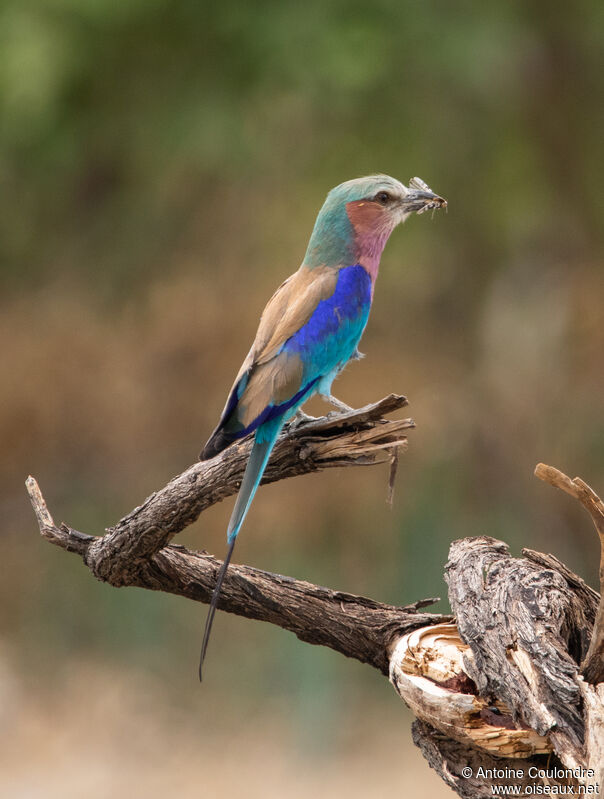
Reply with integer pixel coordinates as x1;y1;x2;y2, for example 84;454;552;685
296;408;318;422
288;408;318;431
323;394;354;414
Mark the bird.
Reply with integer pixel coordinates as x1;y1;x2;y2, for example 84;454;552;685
198;174;446;678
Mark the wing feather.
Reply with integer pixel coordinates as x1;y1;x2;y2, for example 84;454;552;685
201;266;338;459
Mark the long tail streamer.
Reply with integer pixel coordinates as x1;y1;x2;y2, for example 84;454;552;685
199;430;279;680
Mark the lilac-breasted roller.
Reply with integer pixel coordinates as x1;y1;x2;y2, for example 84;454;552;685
198;174;446;677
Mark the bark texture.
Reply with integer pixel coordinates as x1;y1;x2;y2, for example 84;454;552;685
26;402;604;799
395;533;603;796
27;396;448;674
83;393;412;583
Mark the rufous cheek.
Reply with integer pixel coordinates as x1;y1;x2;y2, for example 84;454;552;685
345;200;386;236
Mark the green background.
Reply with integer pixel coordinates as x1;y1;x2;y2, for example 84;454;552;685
1;1;603;796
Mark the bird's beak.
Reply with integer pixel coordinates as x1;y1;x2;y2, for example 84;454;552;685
401;177;447;215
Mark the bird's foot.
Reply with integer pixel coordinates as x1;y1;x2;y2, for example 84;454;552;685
289;409;318;431
323;394;354;414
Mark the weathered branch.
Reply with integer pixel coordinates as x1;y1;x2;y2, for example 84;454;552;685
28;408;604;799
445;537;593;756
386;464;603;795
535;463;604;685
411;720;560;799
26;475;447;673
57;393;412;584
27;396;453;674
394;533;603;795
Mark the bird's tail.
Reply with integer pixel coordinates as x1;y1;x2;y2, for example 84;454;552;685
199;422;281;680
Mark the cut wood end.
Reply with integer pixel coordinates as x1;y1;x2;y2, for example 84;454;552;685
25;475;56;532
534;463;576;494
389;623;552;759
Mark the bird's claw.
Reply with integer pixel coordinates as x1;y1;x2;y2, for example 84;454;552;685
289;409;318;431
323;395;354;414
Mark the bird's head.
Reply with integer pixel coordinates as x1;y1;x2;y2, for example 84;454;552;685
304;174;446;277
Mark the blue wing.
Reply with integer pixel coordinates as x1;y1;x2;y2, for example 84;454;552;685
201;264;372;458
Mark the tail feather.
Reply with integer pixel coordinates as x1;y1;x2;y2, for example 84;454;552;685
226;432;277;543
199;537;236;681
199;423;281;680
200;428;233;460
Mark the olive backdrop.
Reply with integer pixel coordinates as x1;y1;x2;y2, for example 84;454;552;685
1;1;603;796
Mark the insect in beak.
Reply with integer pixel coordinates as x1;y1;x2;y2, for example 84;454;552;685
406;176;447;215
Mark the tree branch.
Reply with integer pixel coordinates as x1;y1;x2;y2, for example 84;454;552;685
26;395;451;674
535;463;604;685
31;503;448;673
394;534;603;793
59;393;412;584
28;411;604;798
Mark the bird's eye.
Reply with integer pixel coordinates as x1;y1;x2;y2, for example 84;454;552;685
375;191;391;205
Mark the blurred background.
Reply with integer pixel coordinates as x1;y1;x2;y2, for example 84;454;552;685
1;1;603;796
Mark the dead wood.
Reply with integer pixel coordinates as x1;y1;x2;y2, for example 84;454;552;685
534;463;604;685
27;396;450;674
27;400;604;799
